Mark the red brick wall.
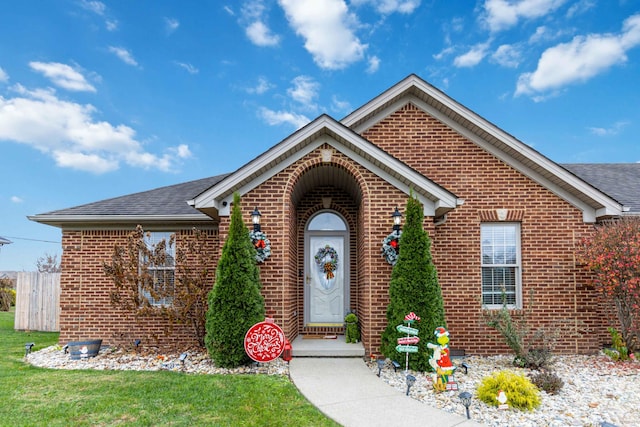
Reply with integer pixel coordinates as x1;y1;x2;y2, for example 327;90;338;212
58;227;218;349
57;102;609;356
362;103;607;354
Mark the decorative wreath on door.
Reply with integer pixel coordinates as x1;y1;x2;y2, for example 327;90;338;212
381;231;402;265
314;245;338;279
250;230;271;263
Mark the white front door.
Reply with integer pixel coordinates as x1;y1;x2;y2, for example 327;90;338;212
306;234;346;325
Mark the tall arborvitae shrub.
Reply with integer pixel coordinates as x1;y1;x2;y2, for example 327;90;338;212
380;193;446;371
205;193;265;367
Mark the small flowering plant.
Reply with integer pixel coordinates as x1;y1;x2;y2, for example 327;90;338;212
381;231;402;265
249;230;271;263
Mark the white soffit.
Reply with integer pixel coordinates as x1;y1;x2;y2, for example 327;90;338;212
342;75;623;222
189;116;460;217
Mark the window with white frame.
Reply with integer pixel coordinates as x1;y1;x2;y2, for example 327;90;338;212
481;223;521;308
141;231;175;306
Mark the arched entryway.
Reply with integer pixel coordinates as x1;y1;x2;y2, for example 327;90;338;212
304;211;350;326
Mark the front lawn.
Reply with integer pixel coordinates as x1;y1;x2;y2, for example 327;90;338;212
0;309;337;426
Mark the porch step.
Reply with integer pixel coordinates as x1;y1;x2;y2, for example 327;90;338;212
291;335;365;357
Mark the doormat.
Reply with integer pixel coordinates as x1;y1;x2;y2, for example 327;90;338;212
302;335;338;339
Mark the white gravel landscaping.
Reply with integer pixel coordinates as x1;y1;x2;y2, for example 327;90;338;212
27;346;639;427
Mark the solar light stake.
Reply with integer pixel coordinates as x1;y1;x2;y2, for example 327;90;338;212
179;353;188;364
459;391;472;419
376;358;385;377
406;374;416;396
25;342;35;356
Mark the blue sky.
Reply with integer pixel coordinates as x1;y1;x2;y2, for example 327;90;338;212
1;0;639;271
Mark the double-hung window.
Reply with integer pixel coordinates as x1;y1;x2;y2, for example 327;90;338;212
481;223;521;309
141;231;175;307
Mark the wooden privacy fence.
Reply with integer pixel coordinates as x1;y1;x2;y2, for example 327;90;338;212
15;272;61;332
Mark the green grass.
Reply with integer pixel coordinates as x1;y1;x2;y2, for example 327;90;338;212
0;309;338;426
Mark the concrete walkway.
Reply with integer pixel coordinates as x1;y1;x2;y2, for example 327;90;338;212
289;357;482;427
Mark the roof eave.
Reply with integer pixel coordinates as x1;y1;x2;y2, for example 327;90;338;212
28;214;214;228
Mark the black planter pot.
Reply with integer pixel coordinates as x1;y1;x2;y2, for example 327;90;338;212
67;339;103;360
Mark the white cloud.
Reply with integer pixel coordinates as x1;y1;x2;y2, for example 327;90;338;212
588;121;629;137
0;67;8;83
246;21;281;46
175;62;199;74
165;17;180;34
108;46;139;67
482;0;568;32
453;42;490;67
224;6;235;16
279;0;367;69
78;0;118;31
367;55;380;73
0;85;188;173
79;0;106;15
241;0;280;47
433;46;455;61
287;75;319;106
105;20;118;31
331;95;352;114
566;0;595;18
246;76;273;94
29;62;96;92
11;196;23;203
492;44;521;68
258;107;310;129
351;0;421;14
516;14;640;96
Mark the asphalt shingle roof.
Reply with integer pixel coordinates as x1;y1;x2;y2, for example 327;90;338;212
35;164;639;219
39;174;229;217
562;163;640;214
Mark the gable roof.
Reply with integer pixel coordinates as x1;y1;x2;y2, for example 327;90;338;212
342;74;624;222
188;114;463;218
562;163;639;214
29;75;632;229
29;174;228;227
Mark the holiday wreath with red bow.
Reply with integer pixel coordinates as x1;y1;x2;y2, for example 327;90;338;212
249;230;271;263
381;231;402;265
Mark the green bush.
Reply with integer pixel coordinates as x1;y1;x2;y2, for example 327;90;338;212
380;192;446;372
0;288;15;311
529;370;564;395
483;291;561;370
604;327;629;361
205;193;265;368
476;370;541;411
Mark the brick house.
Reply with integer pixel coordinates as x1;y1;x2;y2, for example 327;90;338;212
30;75;639;355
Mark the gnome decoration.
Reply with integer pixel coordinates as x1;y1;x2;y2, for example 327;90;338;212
427;326;458;391
497;390;509;410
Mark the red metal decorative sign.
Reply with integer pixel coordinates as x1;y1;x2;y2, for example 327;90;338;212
244;318;286;363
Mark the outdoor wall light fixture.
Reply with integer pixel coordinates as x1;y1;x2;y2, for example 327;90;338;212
251;207;262;232
392;207;402;234
405;374;416;395
25;342;35;356
459;391;472;419
376;358;385;377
